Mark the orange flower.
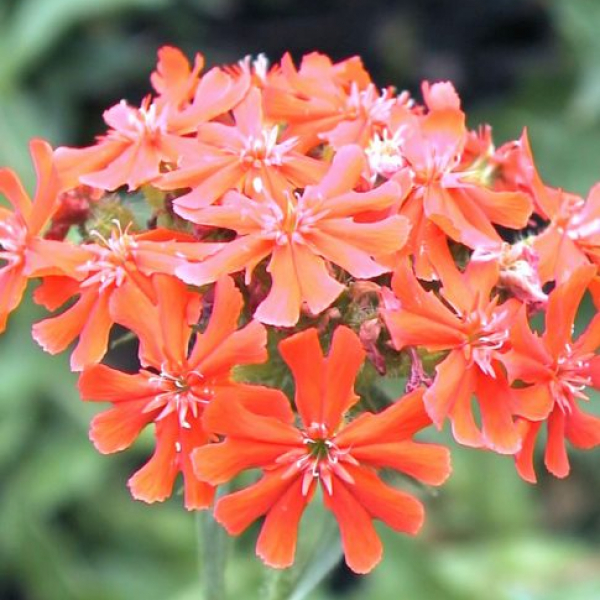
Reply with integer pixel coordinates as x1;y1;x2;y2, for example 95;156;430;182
405;112;532;248
0;139;89;332
157;86;328;214
381;235;522;453
78;275;270;509
533;185;600;285
176;145;410;326
492;129;561;221
55;46;250;192
193;326;450;573
263;52;378;149
32;226;221;370
503;265;600;481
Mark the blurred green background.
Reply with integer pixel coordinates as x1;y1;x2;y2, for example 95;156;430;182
1;0;600;598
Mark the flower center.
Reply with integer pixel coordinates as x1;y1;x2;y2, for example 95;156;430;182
277;422;358;496
552;347;593;412
80;222;138;291
145;367;214;429
240;127;295;169
0;216;27;268
127;98;167;140
463;309;509;377
259;194;324;246
366;128;406;178
346;83;395;124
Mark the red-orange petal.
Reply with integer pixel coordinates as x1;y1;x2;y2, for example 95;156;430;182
319;180;403;219
0;168;31;219
24;239;91;279
128;417;179;503
189;276;242;364
193;438;296;485
321;326;364;430
78;364;156;402
510;384;554;421
0;266;27;333
425;350;472;429
504;307;552;383
425;185;500;248
544;408;569;478
545;264;596;358
27;139;61;234
323;477;383;574
109;282;164;368
307;228;392;279
215;469;296;535
33;276;80;311
171;159;244;215
254;244;302;326
565;403;600;450
383;308;465;352
32;288;97;356
152;275;198;366
201;391;302;445
466;186;533;230
176;235;273;286
514;420;541;484
335;388;432;447
89;399;153;454
70;290;112;371
577;315;600;356
195;319;267;378
256;475;311;569
212;383;296;424
278;328;325;428
476;370;521;455
292;241;345;317
54;139;125;192
179;417;215;511
350;441;451;486
342;466;425;535
313;144;365;199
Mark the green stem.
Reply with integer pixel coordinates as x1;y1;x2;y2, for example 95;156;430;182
197;489;229;600
264;567;295;600
288;515;342;600
263;508;343;600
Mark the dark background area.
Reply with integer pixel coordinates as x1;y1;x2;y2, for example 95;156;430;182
2;1;600;599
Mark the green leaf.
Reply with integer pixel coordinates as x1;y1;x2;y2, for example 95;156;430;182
0;0;168;86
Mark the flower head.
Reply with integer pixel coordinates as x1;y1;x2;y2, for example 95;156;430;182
0;139;88;332
503;265;600;481
382;235;522;453
78;275;269;509
176;145;410;326
193;326;450;573
32;224;221;370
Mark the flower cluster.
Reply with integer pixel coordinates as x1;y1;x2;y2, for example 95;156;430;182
2;46;600;574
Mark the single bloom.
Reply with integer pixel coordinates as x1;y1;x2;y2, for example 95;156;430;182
533;184;600;286
157;86;328;214
503;264;600;482
263;51;379;150
78;275;272;509
54;45;250;192
397;86;533;258
176;144;410;326
193;326;451;574
381;234;522;453
0;138;89;333
32;225;222;370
